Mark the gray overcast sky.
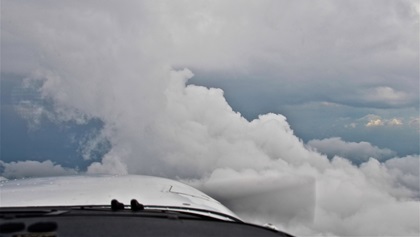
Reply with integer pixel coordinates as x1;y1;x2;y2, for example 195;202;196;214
1;1;419;235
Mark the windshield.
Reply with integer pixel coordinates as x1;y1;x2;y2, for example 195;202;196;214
1;1;419;236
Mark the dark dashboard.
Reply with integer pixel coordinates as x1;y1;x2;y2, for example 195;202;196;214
0;205;294;237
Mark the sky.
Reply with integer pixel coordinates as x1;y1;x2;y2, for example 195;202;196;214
1;0;419;236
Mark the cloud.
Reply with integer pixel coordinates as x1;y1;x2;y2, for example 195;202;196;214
344;122;357;128
366;118;384;127
307;137;396;163
77;128;111;161
4;70;418;236
1;0;419;236
0;160;78;179
3;0;419;110
358;114;406;127
15;101;47;130
360;86;410;107
385;155;420;196
409;117;420;129
388;118;403;126
189;156;420;236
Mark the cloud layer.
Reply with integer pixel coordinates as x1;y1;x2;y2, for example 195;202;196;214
1;1;419;236
0;160;77;179
307;137;396;163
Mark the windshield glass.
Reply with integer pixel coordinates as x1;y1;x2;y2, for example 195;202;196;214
1;1;419;236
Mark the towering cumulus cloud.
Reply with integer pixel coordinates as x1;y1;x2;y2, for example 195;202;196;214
2;1;419;236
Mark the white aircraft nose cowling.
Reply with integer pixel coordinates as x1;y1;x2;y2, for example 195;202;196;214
0;175;239;221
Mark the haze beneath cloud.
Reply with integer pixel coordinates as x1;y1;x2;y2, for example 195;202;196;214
1;1;419;236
